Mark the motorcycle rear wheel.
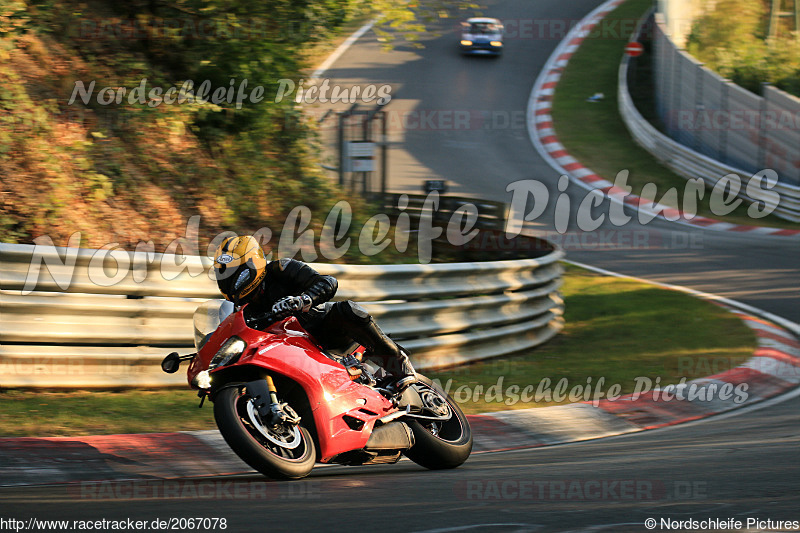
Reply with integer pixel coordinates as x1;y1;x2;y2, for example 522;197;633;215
403;377;473;470
214;386;316;480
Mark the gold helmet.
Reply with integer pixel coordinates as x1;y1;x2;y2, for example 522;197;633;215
212;236;267;303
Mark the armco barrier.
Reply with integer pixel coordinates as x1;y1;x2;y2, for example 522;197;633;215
0;241;564;387
380;193;508;232
620;13;800;223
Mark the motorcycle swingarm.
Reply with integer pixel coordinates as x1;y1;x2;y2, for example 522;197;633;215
393;384;453;422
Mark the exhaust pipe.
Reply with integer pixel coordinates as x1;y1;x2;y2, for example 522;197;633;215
365;421;415;451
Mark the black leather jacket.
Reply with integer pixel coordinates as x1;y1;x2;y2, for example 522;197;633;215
244;258;338;320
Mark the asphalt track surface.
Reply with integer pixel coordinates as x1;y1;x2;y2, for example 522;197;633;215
3;0;799;531
1;397;798;532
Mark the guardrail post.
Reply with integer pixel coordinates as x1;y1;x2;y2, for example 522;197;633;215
758;82;769;171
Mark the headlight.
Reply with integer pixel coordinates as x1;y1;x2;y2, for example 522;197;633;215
196;370;212;389
209;336;246;370
461;40;473;46
490;41;502;47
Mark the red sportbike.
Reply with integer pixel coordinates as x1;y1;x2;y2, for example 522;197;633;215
161;300;472;480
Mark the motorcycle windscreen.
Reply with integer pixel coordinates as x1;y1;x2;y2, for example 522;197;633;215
192;299;235;351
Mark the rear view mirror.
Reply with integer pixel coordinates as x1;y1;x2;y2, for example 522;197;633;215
161;352;181;374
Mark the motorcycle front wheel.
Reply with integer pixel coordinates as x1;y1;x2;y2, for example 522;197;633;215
214;386;316;480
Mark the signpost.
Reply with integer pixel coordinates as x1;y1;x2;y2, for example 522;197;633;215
335;103;388;196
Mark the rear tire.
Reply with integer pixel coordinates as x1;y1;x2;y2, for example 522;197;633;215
214;386;316;480
404;377;473;470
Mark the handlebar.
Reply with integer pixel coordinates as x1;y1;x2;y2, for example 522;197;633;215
245;309;280;329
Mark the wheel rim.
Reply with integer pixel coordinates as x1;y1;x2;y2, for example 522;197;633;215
234;390;308;460
412;383;466;443
245;400;302;450
418;388;452;419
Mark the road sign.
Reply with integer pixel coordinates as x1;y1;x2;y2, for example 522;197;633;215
625;42;644;57
350;158;374;172
346;141;375;158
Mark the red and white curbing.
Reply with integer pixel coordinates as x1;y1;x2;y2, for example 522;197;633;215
558;260;800;430
467;299;800;444
591;305;800;430
528;0;800;238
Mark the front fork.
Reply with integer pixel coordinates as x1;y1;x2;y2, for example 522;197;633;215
245;376;302;427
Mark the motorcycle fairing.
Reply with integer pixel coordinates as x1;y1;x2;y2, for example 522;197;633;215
190;312;397;462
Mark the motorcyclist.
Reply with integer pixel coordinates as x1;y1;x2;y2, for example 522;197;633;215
212;235;418;393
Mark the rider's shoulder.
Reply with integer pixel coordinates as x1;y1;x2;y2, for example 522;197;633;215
268;257;310;273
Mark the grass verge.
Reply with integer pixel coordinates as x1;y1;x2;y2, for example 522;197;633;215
550;0;799;230
428;265;754;414
0;265;756;435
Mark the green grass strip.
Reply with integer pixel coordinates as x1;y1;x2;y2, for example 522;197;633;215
428;265;754;414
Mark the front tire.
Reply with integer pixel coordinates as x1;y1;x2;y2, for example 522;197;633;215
404;377;473;470
214;386;316;480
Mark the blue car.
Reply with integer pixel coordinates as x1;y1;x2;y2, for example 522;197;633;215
460;17;504;56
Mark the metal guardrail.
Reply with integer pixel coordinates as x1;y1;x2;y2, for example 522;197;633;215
380;193;508;231
0;240;564;388
619;14;800;223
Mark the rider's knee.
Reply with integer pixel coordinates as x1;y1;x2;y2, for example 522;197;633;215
336;300;371;324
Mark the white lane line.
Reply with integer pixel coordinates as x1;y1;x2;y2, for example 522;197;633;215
562;259;800;337
311;20;377;80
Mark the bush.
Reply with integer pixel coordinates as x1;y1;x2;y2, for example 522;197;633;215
687;0;800;96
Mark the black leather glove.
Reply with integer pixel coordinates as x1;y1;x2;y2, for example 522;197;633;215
271;294;313;319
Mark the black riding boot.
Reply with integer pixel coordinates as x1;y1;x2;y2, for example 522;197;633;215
316;301;418;392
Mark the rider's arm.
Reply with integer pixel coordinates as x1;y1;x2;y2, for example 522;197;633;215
271;258;338;309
